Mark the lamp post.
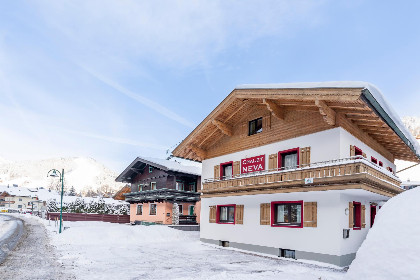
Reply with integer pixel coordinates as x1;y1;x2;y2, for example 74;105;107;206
47;169;65;233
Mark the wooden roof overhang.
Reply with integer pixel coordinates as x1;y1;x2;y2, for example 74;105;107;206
172;86;420;163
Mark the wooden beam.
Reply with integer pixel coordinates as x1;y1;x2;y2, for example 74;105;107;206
211;120;233;136
346;115;380;121
263;99;285;120
315;100;336;126
189;145;207;160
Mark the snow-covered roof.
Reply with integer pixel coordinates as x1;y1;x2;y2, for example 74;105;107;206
115;156;202;183
0;185;35;197
236;81;420;160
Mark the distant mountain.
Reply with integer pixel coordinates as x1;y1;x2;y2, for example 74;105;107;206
0;157;124;195
402;116;420;137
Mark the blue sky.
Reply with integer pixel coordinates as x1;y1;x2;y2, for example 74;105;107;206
0;0;419;172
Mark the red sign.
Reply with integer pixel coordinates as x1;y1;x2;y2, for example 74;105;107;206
241;155;265;174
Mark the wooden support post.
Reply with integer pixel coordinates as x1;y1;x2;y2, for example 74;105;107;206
263;99;285;120
212;120;233;136
315;99;336;126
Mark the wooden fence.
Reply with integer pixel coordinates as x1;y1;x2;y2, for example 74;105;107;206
47;212;130;224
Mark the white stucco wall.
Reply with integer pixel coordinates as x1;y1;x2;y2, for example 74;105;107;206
201;189;388;257
201;127;396;182
339;128;396;172
202;128;342;181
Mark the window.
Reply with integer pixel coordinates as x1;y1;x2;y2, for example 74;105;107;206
278;148;299;169
149;204;157;215
188;182;196;192
150;182;157;190
19;198;22;201
220;162;233;179
137;205;143;215
249;117;263;136
379;161;383;167
178;204;183;215
353;202;361;229
388;167;393;173
176;181;184;191
217;205;235;224
355;146;363;157
18;205;22;209
271;201;303;227
139;184;143;191
149;166;153;173
371;157;377;164
370;205;377;227
280;249;295;259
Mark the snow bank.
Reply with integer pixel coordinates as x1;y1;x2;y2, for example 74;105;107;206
0;215;17;241
346;188;420;279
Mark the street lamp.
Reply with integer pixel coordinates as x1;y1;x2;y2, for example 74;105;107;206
47;169;65;233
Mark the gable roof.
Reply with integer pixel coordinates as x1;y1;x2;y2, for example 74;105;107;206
172;81;420;163
115;156;202;183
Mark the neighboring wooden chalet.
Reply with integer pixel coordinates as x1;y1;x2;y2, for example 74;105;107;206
112;185;131;201
115;157;201;225
172;81;420;267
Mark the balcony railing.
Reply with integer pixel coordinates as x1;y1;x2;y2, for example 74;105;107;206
202;157;402;196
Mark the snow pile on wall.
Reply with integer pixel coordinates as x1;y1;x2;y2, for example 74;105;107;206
346;188;420;279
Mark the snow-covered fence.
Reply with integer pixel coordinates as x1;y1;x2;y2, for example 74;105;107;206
47;212;130;224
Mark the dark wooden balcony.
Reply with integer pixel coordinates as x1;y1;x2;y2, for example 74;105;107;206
202;157;403;197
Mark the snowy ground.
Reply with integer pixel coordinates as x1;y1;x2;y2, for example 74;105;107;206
44;218;344;280
0;214;346;279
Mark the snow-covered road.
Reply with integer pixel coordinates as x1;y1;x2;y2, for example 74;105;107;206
0;214;74;279
0;214;23;264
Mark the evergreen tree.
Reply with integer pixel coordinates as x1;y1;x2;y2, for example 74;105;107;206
68;186;77;196
46;199;59;212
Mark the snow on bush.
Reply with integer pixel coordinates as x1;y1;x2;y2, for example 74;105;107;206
346;187;420;279
46;198;129;215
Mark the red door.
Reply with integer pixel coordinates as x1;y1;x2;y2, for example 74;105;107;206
370;205;377;227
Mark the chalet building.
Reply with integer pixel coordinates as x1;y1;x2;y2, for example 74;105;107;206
0;186;40;211
115;157;201;225
172;81;420;267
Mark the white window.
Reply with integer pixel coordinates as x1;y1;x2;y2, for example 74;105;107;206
176;182;184;191
149;204;157;215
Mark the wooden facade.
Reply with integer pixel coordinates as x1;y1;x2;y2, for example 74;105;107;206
173;87;418;163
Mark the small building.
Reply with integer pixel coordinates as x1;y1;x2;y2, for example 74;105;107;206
172;81;420;267
115;157;201;225
401;181;420;190
0;185;40;211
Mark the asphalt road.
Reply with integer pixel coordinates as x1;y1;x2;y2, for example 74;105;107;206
0;214;24;264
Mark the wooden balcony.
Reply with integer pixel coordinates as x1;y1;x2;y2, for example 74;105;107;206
202;157;403;197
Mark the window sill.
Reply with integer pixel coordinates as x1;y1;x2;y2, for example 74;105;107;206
271;224;303;228
217;222;235;224
353;227;361;230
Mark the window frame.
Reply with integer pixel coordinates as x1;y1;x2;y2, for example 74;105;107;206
220;161;234;179
176;181;184;191
149;203;157;215
371;157;378;164
248;117;263;136
216;204;236;224
271;200;303;228
353;201;362;230
178;204;183;215
188;182;196;192
150;182;157;190
354;146;363;157
137;204;143;215
278;148;300;169
379;161;383;167
149;166;153;173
